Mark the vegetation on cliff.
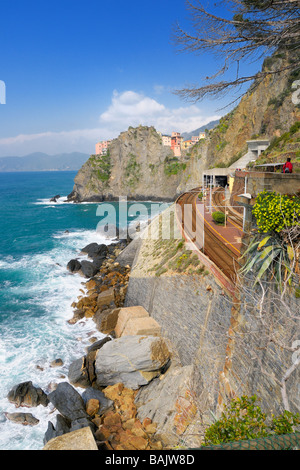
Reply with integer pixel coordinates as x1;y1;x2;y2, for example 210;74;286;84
90;151;112;185
203;395;300;447
254;121;300;172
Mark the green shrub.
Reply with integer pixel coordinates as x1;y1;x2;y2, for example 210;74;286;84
90;152;112;184
290;121;300;134
164;156;186;176
212;211;226;225
252;190;300;233
202;395;300;446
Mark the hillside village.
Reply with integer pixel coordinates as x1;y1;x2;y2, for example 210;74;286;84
95;130;206;158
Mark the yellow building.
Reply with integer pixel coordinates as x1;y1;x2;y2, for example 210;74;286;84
181;140;193;150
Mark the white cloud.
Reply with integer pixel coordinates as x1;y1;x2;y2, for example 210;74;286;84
99;90;220;136
100;90;165;125
0;90;221;157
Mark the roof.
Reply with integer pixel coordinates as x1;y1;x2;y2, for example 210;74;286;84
254;163;284;167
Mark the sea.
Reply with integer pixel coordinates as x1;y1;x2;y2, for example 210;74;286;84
0;171;167;450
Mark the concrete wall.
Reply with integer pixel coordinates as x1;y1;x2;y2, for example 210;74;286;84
125;209;300;421
234;170;300;198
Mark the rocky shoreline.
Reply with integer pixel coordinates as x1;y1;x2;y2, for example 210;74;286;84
4;231;202;451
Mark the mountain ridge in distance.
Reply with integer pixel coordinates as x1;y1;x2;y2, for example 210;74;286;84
181;119;220;141
0;152;90;172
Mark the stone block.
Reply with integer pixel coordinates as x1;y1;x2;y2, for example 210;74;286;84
43;426;98;450
114;306;149;337
97;288;115;307
121;317;161;337
100;308;120;333
95;335;170;389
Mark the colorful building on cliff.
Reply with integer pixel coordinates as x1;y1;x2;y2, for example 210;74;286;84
95;140;112;155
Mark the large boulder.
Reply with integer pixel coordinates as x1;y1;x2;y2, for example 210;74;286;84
95;335;170;390
43;426;98;450
91;256;106;270
68;337;112;388
44;414;71;444
5;412;39;426
114;306;149;337
7;381;49;408
81;243;108;259
68;357;91;388
47;382;88;422
113;306;161;338
79;260;99;278
67;259;81;273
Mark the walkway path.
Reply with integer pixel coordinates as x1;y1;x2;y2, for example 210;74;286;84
176;187;244;283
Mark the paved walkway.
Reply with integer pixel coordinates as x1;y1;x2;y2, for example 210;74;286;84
197;191;243;258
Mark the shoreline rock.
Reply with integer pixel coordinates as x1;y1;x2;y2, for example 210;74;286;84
95;335;171;390
7;381;49;408
5;412;40;426
5;235;200;450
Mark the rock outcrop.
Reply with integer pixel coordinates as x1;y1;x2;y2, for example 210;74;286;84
67;126;184;202
7;381;49;408
95;335;170;390
135;365;202;448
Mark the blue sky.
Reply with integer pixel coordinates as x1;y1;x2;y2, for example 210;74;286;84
0;0;262;157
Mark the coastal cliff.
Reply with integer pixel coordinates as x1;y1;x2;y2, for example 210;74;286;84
67;126;185;202
177;51;300;191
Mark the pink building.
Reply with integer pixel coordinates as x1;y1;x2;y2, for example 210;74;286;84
95;140;112;155
171;132;182;157
173;144;182;157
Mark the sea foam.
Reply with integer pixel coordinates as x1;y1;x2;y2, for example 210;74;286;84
0;227;109;450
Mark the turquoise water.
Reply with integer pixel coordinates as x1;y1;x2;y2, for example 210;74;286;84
0;171;166;450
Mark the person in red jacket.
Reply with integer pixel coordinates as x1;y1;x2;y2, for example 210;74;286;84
283;157;293;173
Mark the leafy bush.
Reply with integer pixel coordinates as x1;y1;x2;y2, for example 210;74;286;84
164;156;186;176
203;395;300;446
290;121;300;134
90;152;112;184
252;191;300;233
212;211;226;225
240;233;294;287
